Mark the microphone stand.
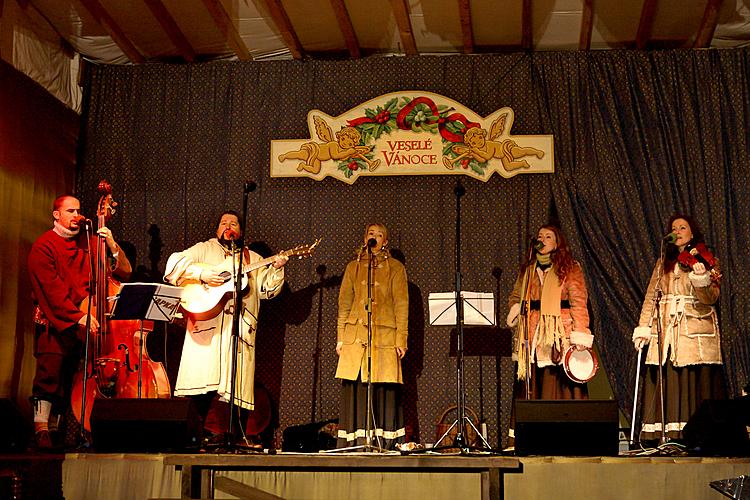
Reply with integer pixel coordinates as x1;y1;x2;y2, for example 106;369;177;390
652;241;668;447
79;221;95;446
224;185;255;452
633;238;668;448
326;241;385;453
519;241;537;400
363;241;383;451
434;180;491;452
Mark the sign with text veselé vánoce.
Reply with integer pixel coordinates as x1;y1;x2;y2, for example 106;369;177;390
271;91;553;184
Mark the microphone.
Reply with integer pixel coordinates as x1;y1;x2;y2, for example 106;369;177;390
224;229;239;241
367;238;377;252
73;215;92;227
530;237;544;252
244;181;257;193
663;232;677;244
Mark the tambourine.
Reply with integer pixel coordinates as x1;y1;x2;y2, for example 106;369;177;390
562;345;599;384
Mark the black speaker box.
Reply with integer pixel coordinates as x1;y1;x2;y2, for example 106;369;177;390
91;398;202;452
0;399;30;452
515;399;619;456
683;398;750;456
282;419;337;452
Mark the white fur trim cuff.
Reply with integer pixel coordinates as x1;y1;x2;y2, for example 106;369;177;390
570;331;593;348
689;271;711;288
506;302;521;328
632;326;651;340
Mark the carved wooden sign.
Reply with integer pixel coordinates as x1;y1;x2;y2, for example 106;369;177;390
271;91;553;184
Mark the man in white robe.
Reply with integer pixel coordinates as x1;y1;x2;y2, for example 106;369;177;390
164;211;286;438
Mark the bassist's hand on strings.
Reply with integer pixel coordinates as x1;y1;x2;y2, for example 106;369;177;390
78;314;100;334
96;226;120;254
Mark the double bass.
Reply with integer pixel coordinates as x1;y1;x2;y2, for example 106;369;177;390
70;180;171;432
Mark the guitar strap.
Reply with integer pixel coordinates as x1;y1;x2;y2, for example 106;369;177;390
243;248;252;271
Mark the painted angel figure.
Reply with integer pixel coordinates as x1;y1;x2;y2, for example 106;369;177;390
278;116;381;174
444;113;544;172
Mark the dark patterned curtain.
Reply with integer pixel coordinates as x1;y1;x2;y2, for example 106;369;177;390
77;49;750;447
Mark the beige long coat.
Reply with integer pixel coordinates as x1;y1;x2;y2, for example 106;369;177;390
335;252;408;383
634;258;721;366
164;238;284;409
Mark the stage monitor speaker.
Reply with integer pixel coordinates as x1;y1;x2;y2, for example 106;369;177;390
682;398;750;456
282;419;337;452
0;399;30;452
91;398;202;452
515;399;619;456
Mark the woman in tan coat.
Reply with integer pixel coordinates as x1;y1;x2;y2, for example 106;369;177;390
632;214;724;442
506;224;593;399
505;225;592;446
335;223;408;449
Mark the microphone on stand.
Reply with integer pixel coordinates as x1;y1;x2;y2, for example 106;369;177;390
244;181;257;193
224;229;239;241
663;232;677;244
530;237;544;253
73;215;92;228
367;238;377;253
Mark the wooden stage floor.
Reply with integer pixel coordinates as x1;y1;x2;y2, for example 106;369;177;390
2;451;749;499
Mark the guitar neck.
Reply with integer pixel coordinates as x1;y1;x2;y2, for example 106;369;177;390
243;254;279;274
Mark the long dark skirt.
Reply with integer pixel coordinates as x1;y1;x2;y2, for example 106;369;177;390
639;362;725;442
336;378;405;450
507;364;589;442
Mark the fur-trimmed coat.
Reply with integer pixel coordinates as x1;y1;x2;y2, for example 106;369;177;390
633;258;721;366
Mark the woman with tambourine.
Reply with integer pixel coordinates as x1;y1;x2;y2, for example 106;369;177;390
506;224;595;410
632;214;724;443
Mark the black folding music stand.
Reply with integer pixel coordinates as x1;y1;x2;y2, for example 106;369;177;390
110;283;183;398
428;291;495;450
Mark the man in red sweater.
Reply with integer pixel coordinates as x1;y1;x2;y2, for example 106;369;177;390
27;195;131;449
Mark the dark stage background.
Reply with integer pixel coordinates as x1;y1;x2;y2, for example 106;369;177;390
75;49;750;448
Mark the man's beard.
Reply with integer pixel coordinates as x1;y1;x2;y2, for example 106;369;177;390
219;236;243;249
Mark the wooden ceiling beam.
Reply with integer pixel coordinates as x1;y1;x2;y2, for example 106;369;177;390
579;0;594;50
521;0;532;50
329;0;360;58
260;0;304;60
77;0;145;63
143;0;195;62
457;0;474;54
694;0;724;48
200;0;251;60
635;0;657;49
389;0;418;55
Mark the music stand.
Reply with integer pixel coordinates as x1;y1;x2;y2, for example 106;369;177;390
429;292;495;327
428;291;494;450
110;282;183;398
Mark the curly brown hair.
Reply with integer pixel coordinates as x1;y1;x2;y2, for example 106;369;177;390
523;224;577;282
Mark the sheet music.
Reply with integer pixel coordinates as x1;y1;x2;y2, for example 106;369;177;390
111;282;183;322
428;291;495;326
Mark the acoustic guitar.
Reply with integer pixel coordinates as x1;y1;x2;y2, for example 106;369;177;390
180;239;320;320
